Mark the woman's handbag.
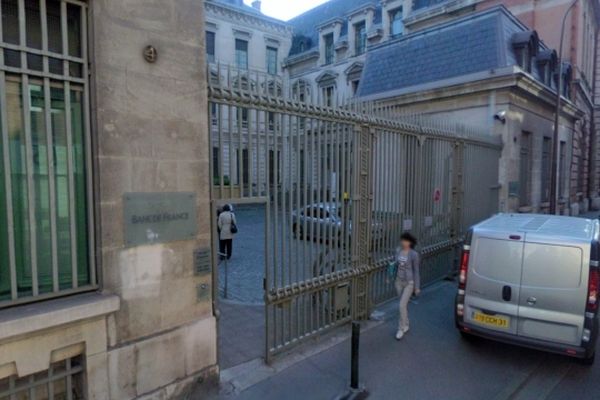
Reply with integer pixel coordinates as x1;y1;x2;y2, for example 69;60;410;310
387;261;398;279
230;221;238;234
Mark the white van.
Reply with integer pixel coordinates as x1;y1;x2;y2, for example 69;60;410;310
455;214;599;364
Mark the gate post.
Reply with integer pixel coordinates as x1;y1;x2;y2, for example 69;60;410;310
352;124;374;320
451;140;465;269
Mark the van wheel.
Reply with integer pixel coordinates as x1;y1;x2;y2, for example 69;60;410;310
580;353;595;366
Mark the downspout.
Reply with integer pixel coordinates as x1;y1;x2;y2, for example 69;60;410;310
589;25;600;204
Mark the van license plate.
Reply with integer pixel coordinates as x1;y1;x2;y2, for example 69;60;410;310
472;312;509;328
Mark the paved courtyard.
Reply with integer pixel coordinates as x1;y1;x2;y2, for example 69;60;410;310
217;204;344;304
218;205;267;304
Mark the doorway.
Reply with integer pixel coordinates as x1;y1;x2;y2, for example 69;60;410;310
213;200;267;370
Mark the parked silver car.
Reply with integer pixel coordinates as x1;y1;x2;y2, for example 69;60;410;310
455;213;600;364
291;203;386;244
291;203;346;242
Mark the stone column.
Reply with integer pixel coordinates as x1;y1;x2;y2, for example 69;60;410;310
91;0;216;398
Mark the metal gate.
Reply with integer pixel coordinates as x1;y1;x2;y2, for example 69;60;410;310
207;66;502;362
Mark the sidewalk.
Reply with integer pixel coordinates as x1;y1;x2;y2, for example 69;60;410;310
204;281;597;400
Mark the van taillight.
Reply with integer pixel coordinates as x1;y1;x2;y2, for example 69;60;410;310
459;247;470;290
587;268;599;312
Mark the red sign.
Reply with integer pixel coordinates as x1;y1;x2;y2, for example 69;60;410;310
433;188;442;202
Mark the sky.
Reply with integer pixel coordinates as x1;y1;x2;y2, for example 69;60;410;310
243;0;330;21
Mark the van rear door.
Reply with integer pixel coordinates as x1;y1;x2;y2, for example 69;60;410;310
517;235;588;346
464;230;523;335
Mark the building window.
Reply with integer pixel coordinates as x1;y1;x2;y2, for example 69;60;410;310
323;86;335;107
324;33;334;65
541;137;551;203
206;31;216;63
213;147;220;183
354;21;366;55
210;103;218;125
0;355;85;398
300;149;305;185
0;0;93;306
269;150;280;185
237;107;248;127
390;8;403;37
266;46;278;75
268;112;276;130
559;141;566;198
235;39;248;69
351;80;360;96
519;132;532;206
292;80;311;102
236;148;249;186
577;154;585;194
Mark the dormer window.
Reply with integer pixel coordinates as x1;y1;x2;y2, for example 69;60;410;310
519;46;532;72
324;33;334;65
512;30;539;74
354;21;366;55
389;8;403;37
536;49;557;87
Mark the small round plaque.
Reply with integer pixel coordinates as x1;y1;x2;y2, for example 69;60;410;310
143;45;157;63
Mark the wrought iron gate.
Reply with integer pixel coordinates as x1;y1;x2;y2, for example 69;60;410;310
207;66;502;362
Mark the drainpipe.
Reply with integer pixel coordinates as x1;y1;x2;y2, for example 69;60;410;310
589;25;599;205
550;0;579;215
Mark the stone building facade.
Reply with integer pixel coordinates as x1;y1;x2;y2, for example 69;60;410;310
204;0;293;197
0;0;216;399
284;0;599;215
474;0;600;213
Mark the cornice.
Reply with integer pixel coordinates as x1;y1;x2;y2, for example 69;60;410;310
205;1;293;36
361;67;582;120
284;50;320;67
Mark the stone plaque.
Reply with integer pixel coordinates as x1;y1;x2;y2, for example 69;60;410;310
194;248;211;275
124;192;197;247
196;283;211;302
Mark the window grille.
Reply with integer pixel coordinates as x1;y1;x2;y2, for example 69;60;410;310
0;355;85;400
0;0;95;307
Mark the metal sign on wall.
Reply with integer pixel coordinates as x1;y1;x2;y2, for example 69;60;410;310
124;192;197;247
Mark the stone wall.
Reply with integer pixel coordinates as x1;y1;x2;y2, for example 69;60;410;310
92;0;216;398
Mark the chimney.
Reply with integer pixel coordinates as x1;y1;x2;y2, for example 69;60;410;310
252;0;261;11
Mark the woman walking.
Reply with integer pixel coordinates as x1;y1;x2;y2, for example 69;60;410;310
394;232;420;340
218;204;237;260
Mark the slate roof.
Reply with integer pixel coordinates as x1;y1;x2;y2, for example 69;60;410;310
357;6;548;98
288;0;378;55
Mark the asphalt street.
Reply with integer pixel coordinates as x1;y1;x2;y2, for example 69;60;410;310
212;281;600;400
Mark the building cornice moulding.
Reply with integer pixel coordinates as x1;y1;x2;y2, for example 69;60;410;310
360;67;582;119
205;1;293;36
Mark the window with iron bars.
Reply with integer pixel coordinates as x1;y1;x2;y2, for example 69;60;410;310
0;0;95;307
0;355;85;399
